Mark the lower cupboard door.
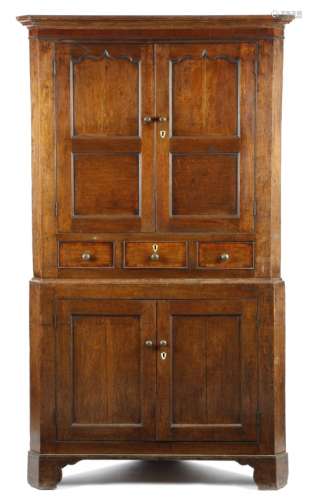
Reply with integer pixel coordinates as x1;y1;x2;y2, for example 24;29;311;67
156;300;259;442
55;299;156;441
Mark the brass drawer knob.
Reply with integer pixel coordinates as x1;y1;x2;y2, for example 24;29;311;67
150;243;160;261
160;340;168;346
81;251;92;261
158;116;168;122
145;340;153;347
219;253;230;262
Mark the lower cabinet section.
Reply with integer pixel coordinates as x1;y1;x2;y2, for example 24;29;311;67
55;296;258;443
29;280;286;488
30;279;285;457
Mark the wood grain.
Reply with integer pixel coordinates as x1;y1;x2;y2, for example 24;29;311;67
56;299;156;441
29;39;57;277
73;154;140;216
17;16;293;43
156;43;255;233
73;52;139;136
28;36;286;279
157;299;258;441
198;241;254;269
20;14;293;490
124;241;187;269
58;241;114;268
17;15;295;29
172;54;238;136
27;450;288;490
172;154;238;216
56;44;154;234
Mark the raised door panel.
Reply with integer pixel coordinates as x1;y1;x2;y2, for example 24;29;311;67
73;154;140;217
172;51;238;137
157;299;258;441
56;300;156;441
172;154;238;217
73;50;138;136
156;44;256;232
56;44;154;232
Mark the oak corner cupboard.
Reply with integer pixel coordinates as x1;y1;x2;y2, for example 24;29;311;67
17;14;294;490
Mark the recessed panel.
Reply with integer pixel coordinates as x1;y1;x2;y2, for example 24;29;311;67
72;53;139;136
72;315;141;425
73;153;140;217
171;55;238;136
172;315;241;425
171;154;238;217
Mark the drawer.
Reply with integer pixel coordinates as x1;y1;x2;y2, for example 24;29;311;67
58;241;114;268
124;241;187;269
198;242;254;269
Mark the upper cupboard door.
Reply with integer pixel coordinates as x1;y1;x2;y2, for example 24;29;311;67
156;44;256;233
56;44;154;233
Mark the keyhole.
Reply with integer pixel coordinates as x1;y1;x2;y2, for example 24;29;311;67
160;130;166;139
161;352;167;360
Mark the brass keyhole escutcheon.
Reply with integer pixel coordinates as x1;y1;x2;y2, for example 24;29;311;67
150;243;160;261
160;130;166;139
161;352;167;360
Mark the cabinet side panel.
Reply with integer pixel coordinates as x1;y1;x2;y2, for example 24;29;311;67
274;281;286;452
30;39;57;277
258;286;274;452
257;282;286;453
29;39;41;276
271;39;284;278
29;282;41;451
255;39;283;278
29;282;56;452
255;40;273;277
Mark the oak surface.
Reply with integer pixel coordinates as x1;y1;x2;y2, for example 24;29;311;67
198;241;254;269
58;241;114;268
18;14;293;490
124;241;187;269
157;299;258;441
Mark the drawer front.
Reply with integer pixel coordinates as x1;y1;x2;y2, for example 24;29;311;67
58;241;114;268
124;242;187;269
198;242;254;269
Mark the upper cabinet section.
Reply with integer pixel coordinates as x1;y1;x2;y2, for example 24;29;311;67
19;16;293;276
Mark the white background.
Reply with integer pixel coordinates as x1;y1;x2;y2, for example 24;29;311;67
0;0;310;498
